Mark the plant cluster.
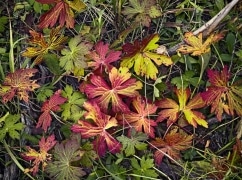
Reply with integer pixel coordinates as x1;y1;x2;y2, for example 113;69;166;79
0;0;242;179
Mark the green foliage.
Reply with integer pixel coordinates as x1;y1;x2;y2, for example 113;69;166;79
61;85;86;121
46;135;86;180
79;142;97;167
59;35;92;76
0;16;7;33
117;129;148;156
171;70;202;89
131;155;158;179
36;84;54;102
0;113;24;141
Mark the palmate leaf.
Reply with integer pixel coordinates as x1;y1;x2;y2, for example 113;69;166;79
71;101;121;156
117;95;157;138
201;66;242;121
0;113;24;141
121;34;173;80
59;35;92;76
37;90;67;132
46;135;86;180
156;88;208;128
36;0;86;29
87;41;122;73
117;128;148;156
177;32;224;56
21;134;57;176
82;67;142;113
22;27;67;64
61;85;86;121
0;68;39;103
150;128;193;164
131;155;158;179
122;0;162;27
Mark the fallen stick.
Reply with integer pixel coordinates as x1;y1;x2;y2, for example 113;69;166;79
167;0;240;55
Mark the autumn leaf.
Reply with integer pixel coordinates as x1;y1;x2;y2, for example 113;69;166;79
201;66;242;121
122;0;162;27
150;128;193;164
82;67;142;113
71;101;121;156
121;34;173;79
21;134;57;176
36;0;86;29
59;35;92;77
46;135;86;179
156;88;208;128
87;41;122;73
0;68;39;103
36;90;67;132
117;96;157;138
177;32;224;56
22;27;67;64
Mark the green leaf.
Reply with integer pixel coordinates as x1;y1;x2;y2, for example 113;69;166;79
131;155;158;179
43;54;63;75
0;113;24;141
36;84;54;102
226;33;236;54
46;135;86;180
80;142;97;167
153;75;167;100
59;35;92;76
117;129;148;157
0;16;8;33
61;85;86;121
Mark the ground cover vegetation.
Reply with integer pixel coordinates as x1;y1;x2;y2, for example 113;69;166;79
0;0;242;179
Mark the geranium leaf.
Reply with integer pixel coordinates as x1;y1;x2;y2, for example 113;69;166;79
121;34;173;79
21;135;57;176
150;128;193;164
61;85;86;121
177;32;224;56
22;27;67;64
71;101;121;156
0;113;24;141
87;41;121;73
0;68;39;103
117;95;157;138
37;90;67;132
46;135;86;180
36;0;86;29
117;128;148;156
122;0;162;27
201;66;242;121
157;88;208;128
59;35;92;76
82;67;142;113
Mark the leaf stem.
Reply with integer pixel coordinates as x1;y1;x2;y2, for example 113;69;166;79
3;139;35;180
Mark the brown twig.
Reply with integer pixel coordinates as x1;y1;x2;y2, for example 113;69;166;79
167;0;240;56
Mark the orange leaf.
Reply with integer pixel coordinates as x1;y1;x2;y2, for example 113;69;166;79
156;88;208;128
22;27;67;64
177;32;224;56
21;135;56;176
0;68;39;103
150;128;193;164
117;95;157;138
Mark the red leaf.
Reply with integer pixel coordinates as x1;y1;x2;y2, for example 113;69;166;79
117;95;157;138
0;68;39;103
82;67;142;113
87;41;121;73
201;66;242;121
71;101;121;156
36;90;67;132
150;128;192;165
36;0;73;28
21;135;57;175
